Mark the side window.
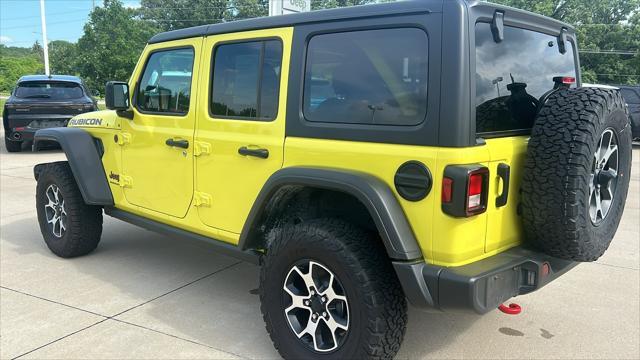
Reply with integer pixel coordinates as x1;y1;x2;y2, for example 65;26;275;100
475;23;577;134
303;28;428;126
136;48;194;115
211;40;283;120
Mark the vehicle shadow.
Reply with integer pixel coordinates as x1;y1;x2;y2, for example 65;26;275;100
1;215;479;358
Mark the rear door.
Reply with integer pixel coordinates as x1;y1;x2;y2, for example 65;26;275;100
473;22;578;252
194;28;292;237
120;38;201;218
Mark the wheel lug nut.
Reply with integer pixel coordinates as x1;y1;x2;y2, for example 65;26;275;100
322;311;327;317
304;300;310;306
310;289;315;295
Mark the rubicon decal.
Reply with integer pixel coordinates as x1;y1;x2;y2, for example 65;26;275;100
69;118;103;126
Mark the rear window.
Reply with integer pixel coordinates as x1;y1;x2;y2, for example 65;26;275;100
303;28;428;126
620;88;640;104
15;81;84;100
475;23;577;134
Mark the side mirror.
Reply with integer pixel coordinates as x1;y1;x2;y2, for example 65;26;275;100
105;81;130;110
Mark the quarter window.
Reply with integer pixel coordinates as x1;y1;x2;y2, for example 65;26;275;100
475;23;577;134
211;40;283;120
303;28;428;126
136;48;195;114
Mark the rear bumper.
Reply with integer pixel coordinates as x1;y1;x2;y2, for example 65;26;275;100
6;116;71;141
393;246;578;314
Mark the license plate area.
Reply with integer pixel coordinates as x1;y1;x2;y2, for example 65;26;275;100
27;119;68;129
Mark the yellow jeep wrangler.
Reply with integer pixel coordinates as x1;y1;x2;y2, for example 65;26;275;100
33;1;632;358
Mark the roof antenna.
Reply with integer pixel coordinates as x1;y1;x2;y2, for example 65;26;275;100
510;73;515;84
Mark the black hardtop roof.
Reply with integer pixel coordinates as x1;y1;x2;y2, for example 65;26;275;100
148;0;441;44
18;75;82;84
148;0;575;45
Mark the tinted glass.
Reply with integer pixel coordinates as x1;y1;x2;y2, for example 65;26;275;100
620;88;640;104
15;81;84;100
211;40;282;120
475;23;576;133
303;28;428;126
136;48;194;114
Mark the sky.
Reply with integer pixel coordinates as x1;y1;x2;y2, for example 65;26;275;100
1;0;140;48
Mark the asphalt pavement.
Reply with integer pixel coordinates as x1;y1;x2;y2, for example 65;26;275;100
1;133;638;359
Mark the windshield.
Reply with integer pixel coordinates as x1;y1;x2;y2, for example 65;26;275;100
15;81;84;100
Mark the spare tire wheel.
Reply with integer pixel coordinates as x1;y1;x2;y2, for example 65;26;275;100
521;87;632;262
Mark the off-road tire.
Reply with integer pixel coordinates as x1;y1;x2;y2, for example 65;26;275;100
4;137;22;152
522;88;632;261
36;161;103;258
260;218;407;359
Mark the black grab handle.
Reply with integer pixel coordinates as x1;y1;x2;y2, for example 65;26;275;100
496;163;510;207
238;146;269;159
165;138;189;149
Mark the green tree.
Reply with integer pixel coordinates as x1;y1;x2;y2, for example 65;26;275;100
49;40;78;76
311;0;376;10
75;0;158;94
0;45;43;93
139;0;237;31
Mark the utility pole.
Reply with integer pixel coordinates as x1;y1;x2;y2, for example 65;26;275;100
39;0;50;76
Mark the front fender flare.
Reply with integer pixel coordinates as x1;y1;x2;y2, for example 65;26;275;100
33;127;113;206
239;167;423;261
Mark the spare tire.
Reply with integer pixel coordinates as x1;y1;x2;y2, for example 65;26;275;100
521;87;632;262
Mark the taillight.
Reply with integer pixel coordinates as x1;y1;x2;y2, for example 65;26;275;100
465;169;489;216
442;177;453;203
442;165;489;217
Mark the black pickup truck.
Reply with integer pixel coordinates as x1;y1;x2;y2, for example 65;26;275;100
2;75;98;152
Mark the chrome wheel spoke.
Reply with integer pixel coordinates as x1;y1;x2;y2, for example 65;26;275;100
297;317;319;339
324;314;348;333
601;144;618;164
284;289;308;314
291;265;315;291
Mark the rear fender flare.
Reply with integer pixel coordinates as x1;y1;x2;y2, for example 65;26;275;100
239;167;423;261
33;127;113;206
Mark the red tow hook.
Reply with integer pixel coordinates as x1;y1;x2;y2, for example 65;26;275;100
498;303;522;315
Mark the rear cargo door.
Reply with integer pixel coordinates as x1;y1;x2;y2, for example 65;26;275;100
473;21;578;252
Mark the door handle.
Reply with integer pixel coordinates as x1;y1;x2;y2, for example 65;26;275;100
496;163;510;207
238;146;269;159
165;138;189;149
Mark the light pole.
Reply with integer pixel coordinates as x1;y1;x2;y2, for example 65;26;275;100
39;0;50;76
492;76;503;97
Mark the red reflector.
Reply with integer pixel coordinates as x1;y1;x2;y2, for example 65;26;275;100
468;173;483;196
442;177;453;203
542;262;550;276
14;127;26;131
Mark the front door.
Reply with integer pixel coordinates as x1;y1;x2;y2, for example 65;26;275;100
121;39;201;218
194;28;292;238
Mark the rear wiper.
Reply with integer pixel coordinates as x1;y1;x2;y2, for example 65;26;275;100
24;94;51;98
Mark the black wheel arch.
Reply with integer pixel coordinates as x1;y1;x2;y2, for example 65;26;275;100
239;167;423;261
33;127;113;206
